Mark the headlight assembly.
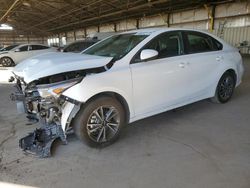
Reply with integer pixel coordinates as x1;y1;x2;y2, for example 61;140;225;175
36;77;82;98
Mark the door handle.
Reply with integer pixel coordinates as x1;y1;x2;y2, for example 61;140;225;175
179;62;185;68
178;62;189;68
216;56;223;61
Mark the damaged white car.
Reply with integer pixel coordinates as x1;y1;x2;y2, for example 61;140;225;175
10;28;244;157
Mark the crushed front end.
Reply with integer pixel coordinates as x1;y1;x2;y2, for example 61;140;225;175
10;72;83;157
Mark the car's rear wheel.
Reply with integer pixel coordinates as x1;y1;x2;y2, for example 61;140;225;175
212;72;236;103
73;96;125;147
1;57;15;67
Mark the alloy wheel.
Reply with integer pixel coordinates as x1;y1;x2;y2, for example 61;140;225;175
218;76;234;101
86;106;120;143
1;57;13;67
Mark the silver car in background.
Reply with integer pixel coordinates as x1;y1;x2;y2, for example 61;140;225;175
0;44;57;67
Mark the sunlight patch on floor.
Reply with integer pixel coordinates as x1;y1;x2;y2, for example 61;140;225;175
0;182;38;188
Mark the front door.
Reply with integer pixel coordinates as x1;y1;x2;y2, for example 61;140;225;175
130;31;189;116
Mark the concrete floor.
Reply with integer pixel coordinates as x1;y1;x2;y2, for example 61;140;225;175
0;56;250;188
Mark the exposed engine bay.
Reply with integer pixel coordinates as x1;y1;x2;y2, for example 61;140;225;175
10;65;110;157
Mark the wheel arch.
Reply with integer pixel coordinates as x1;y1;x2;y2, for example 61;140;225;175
225;69;237;84
0;56;15;66
0;56;13;61
83;91;131;124
212;68;237;96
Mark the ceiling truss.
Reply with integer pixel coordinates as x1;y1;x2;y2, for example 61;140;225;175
0;0;238;37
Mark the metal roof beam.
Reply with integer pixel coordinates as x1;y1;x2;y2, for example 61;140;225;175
0;0;20;22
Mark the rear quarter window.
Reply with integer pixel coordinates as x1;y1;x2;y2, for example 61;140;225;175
212;38;223;50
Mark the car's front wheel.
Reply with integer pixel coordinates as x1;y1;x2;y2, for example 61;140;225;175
73;96;125;147
212;72;236;103
1;57;15;67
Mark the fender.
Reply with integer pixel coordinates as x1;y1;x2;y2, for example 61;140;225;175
63;85;134;119
62;67;134;119
61;102;80;132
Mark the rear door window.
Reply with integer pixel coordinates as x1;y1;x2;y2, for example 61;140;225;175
30;45;49;50
184;31;223;54
19;45;29;52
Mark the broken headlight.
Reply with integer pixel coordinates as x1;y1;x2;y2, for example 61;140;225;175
37;77;82;98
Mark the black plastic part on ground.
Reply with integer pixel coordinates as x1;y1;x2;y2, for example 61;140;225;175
19;123;67;158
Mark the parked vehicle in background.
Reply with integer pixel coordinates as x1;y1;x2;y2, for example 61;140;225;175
62;39;98;53
10;28;244;157
0;44;19;52
88;32;115;40
62;32;115;53
0;44;57;67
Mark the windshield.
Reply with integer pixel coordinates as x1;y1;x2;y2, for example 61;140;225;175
83;33;149;61
0;44;19;51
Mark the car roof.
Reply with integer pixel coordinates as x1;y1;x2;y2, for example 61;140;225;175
119;27;222;42
71;39;99;43
6;43;49;51
18;43;48;46
121;27;213;35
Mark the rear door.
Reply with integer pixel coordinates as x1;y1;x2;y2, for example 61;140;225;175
180;31;224;98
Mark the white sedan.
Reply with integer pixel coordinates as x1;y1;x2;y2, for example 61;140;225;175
12;28;244;156
0;44;57;67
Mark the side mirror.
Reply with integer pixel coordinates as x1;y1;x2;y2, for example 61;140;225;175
140;49;158;61
15;48;20;52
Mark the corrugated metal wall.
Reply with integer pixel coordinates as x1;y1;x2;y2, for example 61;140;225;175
0;36;46;47
53;26;250;54
223;27;250;45
46;1;250;54
210;26;250;54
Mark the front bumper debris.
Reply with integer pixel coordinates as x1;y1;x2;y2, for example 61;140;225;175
19;123;67;158
10;80;75;158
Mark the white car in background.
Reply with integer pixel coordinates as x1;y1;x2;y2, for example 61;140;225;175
0;44;19;52
0;44;56;67
11;28;244;157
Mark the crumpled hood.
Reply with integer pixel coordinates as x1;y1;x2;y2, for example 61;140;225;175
13;52;113;83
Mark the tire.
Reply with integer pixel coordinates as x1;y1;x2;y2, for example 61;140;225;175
72;96;126;147
1;57;15;67
211;72;236;103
